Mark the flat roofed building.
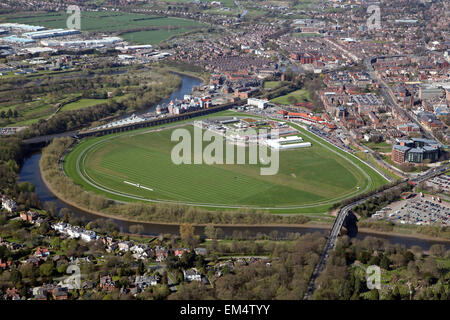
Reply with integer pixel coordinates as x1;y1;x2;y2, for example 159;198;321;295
0;23;45;32
247;98;268;109
392;138;442;164
24;29;80;40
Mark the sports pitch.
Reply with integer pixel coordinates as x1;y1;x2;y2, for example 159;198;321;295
63;118;388;213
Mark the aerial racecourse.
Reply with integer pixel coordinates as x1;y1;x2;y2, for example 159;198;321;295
63;118;387;213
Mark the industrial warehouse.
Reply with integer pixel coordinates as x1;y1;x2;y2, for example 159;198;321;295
391;138;442;164
0;22;120;50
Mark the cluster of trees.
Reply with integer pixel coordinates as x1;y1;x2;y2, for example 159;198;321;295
329;180;412;212
170;233;325;300
262;82;302;101
353;186;406;218
0;109;18;119
313;236;450;300
303;73;325;112
41;137;311;226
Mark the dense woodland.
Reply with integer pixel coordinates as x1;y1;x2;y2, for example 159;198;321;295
170;233;325;300
313;236;449;300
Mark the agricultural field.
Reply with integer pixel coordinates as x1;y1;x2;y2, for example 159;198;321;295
3;11;205;45
63;117;388;213
270;88;311;105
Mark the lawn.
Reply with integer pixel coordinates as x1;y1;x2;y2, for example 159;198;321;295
61;98;109;112
264;81;285;90
121;29;184;45
63;117;387;213
270;89;311;105
368;154;401;180
361;141;393;153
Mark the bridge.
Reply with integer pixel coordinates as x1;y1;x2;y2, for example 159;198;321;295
23;131;79;147
303;165;448;299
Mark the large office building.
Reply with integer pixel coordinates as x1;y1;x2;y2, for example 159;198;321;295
247;98;268;109
391;138;442;164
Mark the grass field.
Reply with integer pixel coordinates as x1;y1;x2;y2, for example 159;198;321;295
264;81;286;90
4;11;205;44
368;154;401;180
270;89;311;105
121;29;184;45
361;140;393;153
61;98;110;112
63;116;388;213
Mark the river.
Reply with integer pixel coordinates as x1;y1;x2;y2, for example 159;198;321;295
17;74;450;250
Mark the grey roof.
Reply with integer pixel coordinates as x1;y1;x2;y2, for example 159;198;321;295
423;146;437;152
393;145;410;152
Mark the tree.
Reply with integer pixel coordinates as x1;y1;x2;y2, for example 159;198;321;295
137;260;145;276
39;261;54;277
204;224;217;239
129;224;144;235
429;244;445;257
367;289;380;300
176;270;184;284
180;223;197;247
153;284;170;300
391;285;401;300
287;95;297;105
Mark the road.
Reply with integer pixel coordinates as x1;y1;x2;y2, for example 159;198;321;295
364;56;438;141
303;164;448;299
323;38;361;63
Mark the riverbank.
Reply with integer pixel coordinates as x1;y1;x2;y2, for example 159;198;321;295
357;227;450;243
159;63;210;84
36;166;450;244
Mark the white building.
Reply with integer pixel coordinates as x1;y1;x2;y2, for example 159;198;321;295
247;98;268;109
80;230;97;242
23;29;80;40
51;222;98;242
265;136;312;150
184;268;202;282
42;37;122;48
1;195;17;212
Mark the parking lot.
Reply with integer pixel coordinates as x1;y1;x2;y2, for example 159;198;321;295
426;175;450;194
372;194;450;226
